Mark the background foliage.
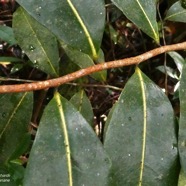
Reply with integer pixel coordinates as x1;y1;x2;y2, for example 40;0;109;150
0;0;186;185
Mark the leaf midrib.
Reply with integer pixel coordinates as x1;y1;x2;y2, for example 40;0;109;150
55;93;73;186
0;93;27;138
136;68;147;186
166;10;186;20
21;8;58;76
136;0;158;42
67;0;97;59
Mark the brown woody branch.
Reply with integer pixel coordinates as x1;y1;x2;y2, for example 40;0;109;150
0;42;186;93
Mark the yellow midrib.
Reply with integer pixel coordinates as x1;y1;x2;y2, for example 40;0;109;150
136;68;147;186
136;0;159;42
166;10;186;20
0;93;27;139
67;0;97;59
55;93;73;186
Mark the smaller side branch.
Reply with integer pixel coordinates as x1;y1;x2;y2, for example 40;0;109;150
0;42;186;93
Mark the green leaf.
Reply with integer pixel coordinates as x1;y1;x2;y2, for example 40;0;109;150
156;66;179;80
13;7;59;77
0;25;17;46
0;92;33;166
24;92;110;186
165;1;186;23
7;163;25;186
9;133;31;161
70;90;94;127
104;68;179;185
168;51;185;74
16;0;105;59
0;57;22;63
179;63;186;176
0;167;17;185
111;0;159;43
62;44;107;81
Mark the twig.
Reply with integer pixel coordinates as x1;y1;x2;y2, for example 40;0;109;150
67;82;123;91
0;42;186;93
0;76;36;82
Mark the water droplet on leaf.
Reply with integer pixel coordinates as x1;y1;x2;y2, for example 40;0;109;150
29;45;35;51
33;60;39;68
36;6;42;16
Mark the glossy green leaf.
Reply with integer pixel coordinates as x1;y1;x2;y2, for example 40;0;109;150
62;44;107;81
156;66;179;80
16;0;105;59
70;90;94;127
13;7;59;77
165;1;186;23
179;62;186;176
24;92;110;186
0;25;17;46
104;68;178;185
111;0;159;43
168;51;185;73
0;92;33;166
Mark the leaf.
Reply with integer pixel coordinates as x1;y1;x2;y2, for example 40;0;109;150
24;92;111;186
168;51;185;74
16;0;105;59
62;44;107;81
0;167;17;185
165;1;186;23
13;7;59;77
0;92;33;166
0;57;23;64
0;25;17;46
179;63;186;176
104;68;179;185
70;90;94;127
156;66;179;80
8;133;31;161
7;163;25;186
111;0;159;43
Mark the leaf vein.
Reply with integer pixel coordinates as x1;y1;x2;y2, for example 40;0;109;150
137;68;147;186
55;93;73;186
136;0;158;42
22;9;58;76
0;93;27;139
67;0;97;58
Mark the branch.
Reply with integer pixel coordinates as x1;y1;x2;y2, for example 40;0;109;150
0;42;186;93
